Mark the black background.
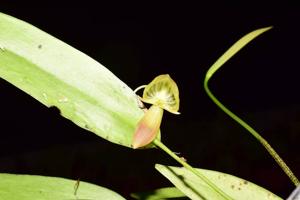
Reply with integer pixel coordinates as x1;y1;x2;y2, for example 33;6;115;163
0;3;300;199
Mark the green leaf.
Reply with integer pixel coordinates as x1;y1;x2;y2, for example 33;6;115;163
155;164;282;200
131;187;187;200
204;26;272;82
0;173;125;200
0;12;156;148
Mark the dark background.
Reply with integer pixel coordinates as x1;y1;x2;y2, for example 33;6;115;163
1;3;300;199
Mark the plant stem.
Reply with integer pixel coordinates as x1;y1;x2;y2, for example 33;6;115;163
204;82;299;186
153;139;233;200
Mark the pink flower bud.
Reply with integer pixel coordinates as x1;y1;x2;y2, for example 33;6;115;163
132;105;163;149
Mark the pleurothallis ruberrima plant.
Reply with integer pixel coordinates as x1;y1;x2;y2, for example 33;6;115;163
0;12;299;200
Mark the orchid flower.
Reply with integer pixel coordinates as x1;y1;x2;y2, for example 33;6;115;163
132;74;180;149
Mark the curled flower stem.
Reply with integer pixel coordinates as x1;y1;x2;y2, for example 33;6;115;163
153;139;233;200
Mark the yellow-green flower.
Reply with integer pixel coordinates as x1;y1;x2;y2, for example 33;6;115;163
132;74;180;149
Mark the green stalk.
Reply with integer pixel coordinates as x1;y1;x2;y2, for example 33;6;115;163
203;26;299;186
204;82;299;186
153;139;233;200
